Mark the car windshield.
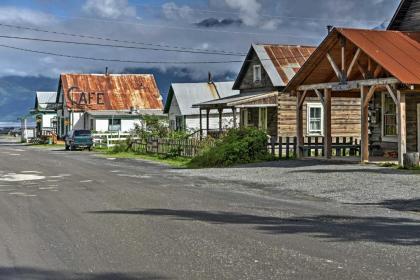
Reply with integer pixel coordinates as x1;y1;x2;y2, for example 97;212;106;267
74;130;91;136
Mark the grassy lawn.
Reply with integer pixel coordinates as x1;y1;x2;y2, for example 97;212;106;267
95;149;191;168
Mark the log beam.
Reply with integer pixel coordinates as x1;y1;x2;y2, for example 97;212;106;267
296;91;306;158
324;88;332;158
326;53;342;81
360;86;369;163
397;90;407;167
347;48;361;78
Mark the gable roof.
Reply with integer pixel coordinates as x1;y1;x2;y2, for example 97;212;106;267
164;81;239;115
35;91;57;111
388;0;420;31
285;28;420;92
233;44;316;89
58;74;163;111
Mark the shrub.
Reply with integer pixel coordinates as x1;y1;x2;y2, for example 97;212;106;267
188;127;271;168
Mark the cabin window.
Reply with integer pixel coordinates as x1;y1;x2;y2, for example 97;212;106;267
253;65;262;83
258;108;268;131
108;119;121;131
175;116;185;131
307;103;323;135
382;93;397;137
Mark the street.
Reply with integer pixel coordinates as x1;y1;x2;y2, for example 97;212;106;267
0;138;419;280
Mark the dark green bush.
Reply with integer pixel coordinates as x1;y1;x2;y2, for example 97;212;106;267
188;127;271;168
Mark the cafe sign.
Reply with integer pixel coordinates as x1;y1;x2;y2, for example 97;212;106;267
67;86;105;106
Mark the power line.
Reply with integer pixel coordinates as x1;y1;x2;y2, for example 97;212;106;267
0;23;244;56
0;34;246;56
0;43;311;65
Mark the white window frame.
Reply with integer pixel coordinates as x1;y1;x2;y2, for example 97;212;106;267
381;92;398;142
307;103;323;136
253;64;262;83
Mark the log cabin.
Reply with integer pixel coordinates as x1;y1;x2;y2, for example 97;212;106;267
284;27;420;167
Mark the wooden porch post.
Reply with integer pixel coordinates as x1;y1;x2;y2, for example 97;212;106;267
296;91;305;158
360;86;369;163
218;108;223;132
397;90;407;166
232;107;237;128
199;109;203;139
324;88;332;158
206;109;210;134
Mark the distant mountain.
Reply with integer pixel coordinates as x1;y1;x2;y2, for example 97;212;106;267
0;67;237;121
0;76;57;121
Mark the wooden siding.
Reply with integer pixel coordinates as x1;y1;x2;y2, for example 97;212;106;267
370;92;420;152
389;0;420;31
237;50;274;91
278;94;361;137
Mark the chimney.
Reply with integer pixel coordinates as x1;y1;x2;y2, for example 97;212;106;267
208;72;213;84
327;25;333;34
105;67;109;76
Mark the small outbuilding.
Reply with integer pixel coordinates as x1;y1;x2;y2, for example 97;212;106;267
164;81;239;134
31;91;57;136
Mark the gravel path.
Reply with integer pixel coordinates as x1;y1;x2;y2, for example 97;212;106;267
174;159;420;204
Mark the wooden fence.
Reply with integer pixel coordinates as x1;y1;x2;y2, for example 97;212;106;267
268;136;361;158
131;137;206;157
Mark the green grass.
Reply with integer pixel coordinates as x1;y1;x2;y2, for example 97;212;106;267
96;149;190;168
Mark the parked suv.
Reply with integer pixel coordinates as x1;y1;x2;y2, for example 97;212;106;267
65;130;93;151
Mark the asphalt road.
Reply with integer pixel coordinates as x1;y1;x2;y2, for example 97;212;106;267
0;137;419;280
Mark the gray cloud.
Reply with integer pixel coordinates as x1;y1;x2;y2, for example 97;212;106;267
196;18;243;28
83;0;136;19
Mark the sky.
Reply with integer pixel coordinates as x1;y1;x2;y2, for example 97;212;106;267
0;0;403;121
0;0;401;79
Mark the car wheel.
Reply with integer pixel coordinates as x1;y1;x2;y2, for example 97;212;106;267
70;145;75;151
88;146;92;151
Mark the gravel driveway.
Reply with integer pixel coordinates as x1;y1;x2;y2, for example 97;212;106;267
175;159;420;204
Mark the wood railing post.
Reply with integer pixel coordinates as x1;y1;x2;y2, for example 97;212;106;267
324;88;332;158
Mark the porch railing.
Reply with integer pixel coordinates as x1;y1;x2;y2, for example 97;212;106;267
268;136;361;158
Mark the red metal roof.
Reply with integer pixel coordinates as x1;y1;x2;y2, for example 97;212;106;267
337;28;420;84
60;74;163;111
285;28;420;91
263;45;316;85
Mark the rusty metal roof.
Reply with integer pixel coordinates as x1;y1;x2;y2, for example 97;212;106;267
285;28;420;91
233;44;316;89
59;74;163;111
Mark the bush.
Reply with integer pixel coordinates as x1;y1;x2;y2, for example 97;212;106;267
188;127;271;168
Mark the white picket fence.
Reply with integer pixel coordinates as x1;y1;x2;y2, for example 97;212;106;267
92;132;138;148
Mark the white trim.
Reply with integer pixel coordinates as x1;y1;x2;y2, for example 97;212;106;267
253;64;262;83
381;92;398;143
307;102;323;136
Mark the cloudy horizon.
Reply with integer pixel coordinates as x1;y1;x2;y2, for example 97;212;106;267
0;0;401;121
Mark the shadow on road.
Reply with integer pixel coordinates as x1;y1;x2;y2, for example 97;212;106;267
89;208;420;246
349;198;420;212
0;267;168;280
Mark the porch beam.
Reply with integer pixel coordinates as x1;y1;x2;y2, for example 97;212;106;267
385;84;398;105
360;86;369;163
326;52;342;81
373;65;383;78
397;90;407;167
357;61;367;79
298;90;308;108
218;108;223;132
199;109;203;139
347;48;361;78
296;91;305;158
232;107;237;128
314;89;325;105
296;77;399;91
206;109;210;133
363;85;377;108
324;88;332;158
